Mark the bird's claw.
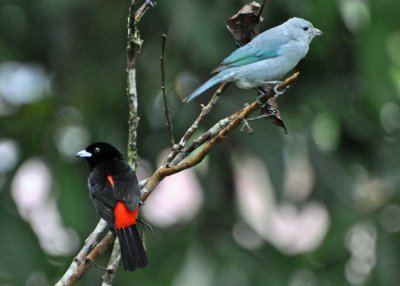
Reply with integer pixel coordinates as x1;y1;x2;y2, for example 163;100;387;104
240;118;254;134
273;84;284;96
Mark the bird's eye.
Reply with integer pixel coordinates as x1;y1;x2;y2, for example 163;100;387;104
94;147;100;153
303;26;309;31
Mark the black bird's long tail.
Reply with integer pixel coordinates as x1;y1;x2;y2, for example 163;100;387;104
115;225;148;271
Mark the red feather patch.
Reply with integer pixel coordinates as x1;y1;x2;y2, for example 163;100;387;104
107;175;115;188
114;201;138;229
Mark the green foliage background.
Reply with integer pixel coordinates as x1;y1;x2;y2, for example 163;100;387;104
1;0;400;285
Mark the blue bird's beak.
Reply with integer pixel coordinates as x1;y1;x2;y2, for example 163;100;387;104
314;28;323;36
75;150;92;158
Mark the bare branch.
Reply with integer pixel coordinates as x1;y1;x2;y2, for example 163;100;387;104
127;0;140;167
57;232;115;286
160;34;175;147
101;240;121;286
55;219;108;286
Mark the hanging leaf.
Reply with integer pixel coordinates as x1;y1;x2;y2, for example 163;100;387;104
226;1;265;46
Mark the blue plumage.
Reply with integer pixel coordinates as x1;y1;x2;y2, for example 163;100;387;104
184;17;322;102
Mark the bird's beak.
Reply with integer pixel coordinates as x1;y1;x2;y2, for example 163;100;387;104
314;28;323;36
75;150;92;158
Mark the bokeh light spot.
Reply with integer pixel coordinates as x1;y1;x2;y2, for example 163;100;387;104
312;112;341;151
380;102;400;133
0;138;19;172
11;158;79;255
380;204;400;233
142;167;203;228
339;0;370;33
0;62;51;105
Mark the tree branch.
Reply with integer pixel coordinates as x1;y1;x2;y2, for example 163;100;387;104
127;0;140;168
101;240;121;286
56;231;115;286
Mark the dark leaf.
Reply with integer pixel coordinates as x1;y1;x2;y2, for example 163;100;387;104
258;95;288;134
226;1;265;46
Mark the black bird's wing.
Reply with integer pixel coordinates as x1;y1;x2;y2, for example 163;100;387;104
87;159;141;225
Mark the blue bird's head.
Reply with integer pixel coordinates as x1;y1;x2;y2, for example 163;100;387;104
285;17;323;43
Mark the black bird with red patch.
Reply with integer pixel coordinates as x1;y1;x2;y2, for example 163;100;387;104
76;142;148;271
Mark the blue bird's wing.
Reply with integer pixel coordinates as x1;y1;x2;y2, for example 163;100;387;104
212;30;289;74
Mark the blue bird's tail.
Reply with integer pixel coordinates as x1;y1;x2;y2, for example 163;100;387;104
183;73;227;102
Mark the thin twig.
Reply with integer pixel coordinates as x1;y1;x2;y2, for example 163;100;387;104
160;34;175;147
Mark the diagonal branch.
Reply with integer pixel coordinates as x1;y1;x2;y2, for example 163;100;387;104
101;239;121;286
56;231;115;286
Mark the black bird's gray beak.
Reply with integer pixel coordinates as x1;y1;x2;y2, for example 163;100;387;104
75;150;92;158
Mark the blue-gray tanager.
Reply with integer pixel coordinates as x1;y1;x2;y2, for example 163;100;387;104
184;17;322;102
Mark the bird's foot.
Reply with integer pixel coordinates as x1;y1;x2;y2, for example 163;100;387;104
273;83;290;97
240;118;254;134
261;81;284;96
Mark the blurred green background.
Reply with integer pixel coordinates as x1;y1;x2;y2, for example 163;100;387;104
1;0;400;285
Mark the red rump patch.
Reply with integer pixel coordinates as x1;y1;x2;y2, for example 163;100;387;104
114;201;138;229
107;176;115;188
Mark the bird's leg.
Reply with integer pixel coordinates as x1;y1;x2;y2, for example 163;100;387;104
246;114;274;122
263;80;282;85
138;219;153;231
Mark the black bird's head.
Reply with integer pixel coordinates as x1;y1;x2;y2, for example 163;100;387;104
76;142;124;170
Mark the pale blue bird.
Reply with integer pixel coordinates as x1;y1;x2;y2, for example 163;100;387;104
184;17;322;102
